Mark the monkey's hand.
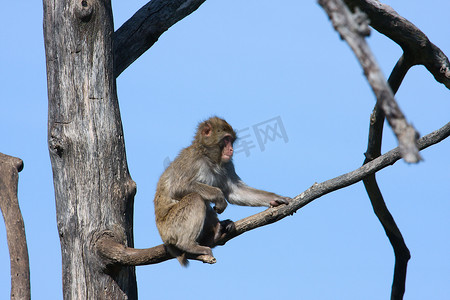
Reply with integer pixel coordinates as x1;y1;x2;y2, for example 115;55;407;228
213;197;228;214
208;189;227;214
270;197;291;207
203;186;227;214
195;183;227;214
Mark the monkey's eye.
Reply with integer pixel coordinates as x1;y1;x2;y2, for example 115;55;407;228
223;136;233;143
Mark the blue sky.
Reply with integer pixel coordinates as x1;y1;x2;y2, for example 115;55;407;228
1;1;449;299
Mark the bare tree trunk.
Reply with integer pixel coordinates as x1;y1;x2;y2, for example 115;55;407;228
43;0;137;299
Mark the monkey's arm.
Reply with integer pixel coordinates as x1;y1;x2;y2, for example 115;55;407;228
224;163;290;207
226;181;289;207
185;182;228;213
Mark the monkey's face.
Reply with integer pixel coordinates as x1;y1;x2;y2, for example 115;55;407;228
196;117;237;164
220;135;234;163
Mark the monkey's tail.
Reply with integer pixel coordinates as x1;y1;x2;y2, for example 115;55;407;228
166;244;189;267
177;253;189;267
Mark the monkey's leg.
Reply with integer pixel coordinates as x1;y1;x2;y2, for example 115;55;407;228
197;206;220;247
169;193;214;257
214;219;235;245
198;207;236;247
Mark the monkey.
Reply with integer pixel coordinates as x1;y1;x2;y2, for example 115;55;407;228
154;117;290;266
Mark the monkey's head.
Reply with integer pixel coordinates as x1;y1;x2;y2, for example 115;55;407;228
195;117;237;164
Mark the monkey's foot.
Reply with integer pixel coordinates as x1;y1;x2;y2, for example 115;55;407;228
197;254;217;264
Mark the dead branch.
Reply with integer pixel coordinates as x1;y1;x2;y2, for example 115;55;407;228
318;0;421;163
344;2;450;296
95;230;215;266
361;50;418;300
364;105;410;300
96;121;450;265
0;153;30;300
343;0;450;89
113;0;207;78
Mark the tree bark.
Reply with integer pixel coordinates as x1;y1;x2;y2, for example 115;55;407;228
0;153;30;300
43;0;137;299
113;0;207;78
319;0;421;163
343;0;450;89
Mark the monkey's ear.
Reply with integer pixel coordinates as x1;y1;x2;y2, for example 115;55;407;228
201;122;212;137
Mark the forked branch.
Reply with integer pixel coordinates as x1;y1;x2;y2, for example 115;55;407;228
343;0;450;88
333;2;450;296
96;121;450;265
318;0;421;163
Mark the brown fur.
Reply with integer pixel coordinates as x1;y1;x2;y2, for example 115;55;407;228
154;117;290;266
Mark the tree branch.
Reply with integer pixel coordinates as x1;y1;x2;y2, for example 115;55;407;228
362;53;415;300
363;171;410;300
95;230;215;266
354;4;450;293
113;0;206;78
0;153;30;300
347;2;450;294
96;121;450;266
343;0;450;89
318;0;421;163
